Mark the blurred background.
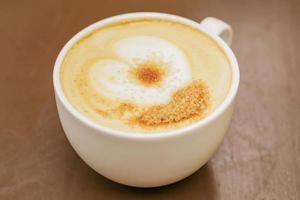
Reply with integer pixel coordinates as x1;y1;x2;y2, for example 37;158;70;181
0;0;299;199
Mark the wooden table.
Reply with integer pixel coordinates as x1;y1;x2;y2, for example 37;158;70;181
1;0;299;199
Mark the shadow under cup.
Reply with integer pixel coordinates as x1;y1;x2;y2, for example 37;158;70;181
53;12;239;187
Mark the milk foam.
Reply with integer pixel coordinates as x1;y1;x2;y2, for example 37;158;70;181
89;36;191;105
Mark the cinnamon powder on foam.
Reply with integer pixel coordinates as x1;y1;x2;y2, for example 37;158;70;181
129;57;167;87
132;80;210;127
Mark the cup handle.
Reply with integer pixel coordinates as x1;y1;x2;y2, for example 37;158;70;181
199;17;233;46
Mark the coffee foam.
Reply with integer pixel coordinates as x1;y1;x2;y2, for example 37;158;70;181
89;36;191;105
60;18;232;133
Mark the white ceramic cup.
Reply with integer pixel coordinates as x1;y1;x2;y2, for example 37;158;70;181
53;12;239;187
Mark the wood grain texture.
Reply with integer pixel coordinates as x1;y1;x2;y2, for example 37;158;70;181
0;0;299;199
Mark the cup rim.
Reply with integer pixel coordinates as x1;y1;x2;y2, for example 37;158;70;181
53;12;240;140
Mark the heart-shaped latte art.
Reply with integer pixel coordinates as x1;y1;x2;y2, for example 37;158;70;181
89;36;191;106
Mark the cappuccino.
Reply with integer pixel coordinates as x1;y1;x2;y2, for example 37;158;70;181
60;18;232;133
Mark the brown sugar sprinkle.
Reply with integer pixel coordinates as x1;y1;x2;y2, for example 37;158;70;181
134;81;210;127
131;58;166;86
